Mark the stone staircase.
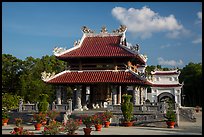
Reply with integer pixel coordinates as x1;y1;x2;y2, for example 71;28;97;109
179;107;196;122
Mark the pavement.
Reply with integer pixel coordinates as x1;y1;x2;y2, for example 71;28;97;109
2;111;202;135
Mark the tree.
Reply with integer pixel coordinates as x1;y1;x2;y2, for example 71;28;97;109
179;62;202;107
2;92;21;111
2;54;23;94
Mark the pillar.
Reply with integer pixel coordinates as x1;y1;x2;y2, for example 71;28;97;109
118;86;122;104
112;86;117;105
74;85;83;111
133;90;137;105
56;86;62;105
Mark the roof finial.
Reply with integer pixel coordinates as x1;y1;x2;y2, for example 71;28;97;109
112;24;127;33
81;26;94;33
101;26;107;33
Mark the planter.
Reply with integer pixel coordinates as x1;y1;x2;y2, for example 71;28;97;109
122;121;133;127
14;127;23;132
195;108;200;113
2;119;9;126
83;127;92;135
34;123;42;130
104;121;110;128
95;124;102;131
166;121;175;128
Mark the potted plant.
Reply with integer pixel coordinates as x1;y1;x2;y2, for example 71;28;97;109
38;94;49;114
14;118;23;132
195;106;200;113
33;112;46;130
2;109;9;126
42;121;64;135
63;118;80;135
164;100;176;128
47;110;59;122
121;94;134;127
92;113;104;131
10;129;34;135
103;110;113;128
82;115;93;135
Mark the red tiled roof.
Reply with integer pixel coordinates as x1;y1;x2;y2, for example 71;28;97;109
58;36;137;58
152;84;182;87
46;70;151;85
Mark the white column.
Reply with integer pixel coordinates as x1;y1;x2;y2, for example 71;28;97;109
112;86;117;105
75;85;83;111
118;86;122;104
56;86;62;105
133;90;137;105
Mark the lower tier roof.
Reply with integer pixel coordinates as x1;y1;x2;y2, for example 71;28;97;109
44;70;152;86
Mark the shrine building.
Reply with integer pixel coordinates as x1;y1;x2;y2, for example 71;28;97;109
147;69;183;107
41;25;154;111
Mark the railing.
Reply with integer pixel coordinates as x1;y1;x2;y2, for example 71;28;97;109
20;100;72;112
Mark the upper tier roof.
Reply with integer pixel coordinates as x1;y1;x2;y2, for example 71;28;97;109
53;26;147;64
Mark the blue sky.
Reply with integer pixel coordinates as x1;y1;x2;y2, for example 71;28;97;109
2;2;202;68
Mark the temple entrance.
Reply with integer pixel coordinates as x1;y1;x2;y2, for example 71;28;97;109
158;92;175;103
88;84;110;109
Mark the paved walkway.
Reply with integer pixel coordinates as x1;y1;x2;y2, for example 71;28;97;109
2;112;202;135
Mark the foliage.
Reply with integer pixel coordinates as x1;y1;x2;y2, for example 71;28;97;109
92;113;105;125
103;110;113;122
42;121;64;135
63;118;80;134
179;62;202;107
38;94;49;113
82;115;93;128
15;118;23;127
2;54;66;103
10;129;34;135
164;100;176;122
121;94;133;122
2;108;9;119
2;54;23;95
33;112;47;123
47;110;60;120
2;93;21;111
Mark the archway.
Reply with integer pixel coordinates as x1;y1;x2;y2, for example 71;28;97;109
158;92;175;103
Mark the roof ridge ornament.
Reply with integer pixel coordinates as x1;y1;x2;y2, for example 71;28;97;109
81;26;94;33
101;26;108;33
53;47;66;55
41;71;55;81
113;25;127;33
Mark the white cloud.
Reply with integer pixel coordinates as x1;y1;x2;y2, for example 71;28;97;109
157;57;183;66
160;43;181;49
111;6;187;39
198;11;202;21
160;44;171;49
192;37;202;44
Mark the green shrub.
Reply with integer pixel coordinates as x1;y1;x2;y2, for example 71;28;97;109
38;94;49;113
121;94;133;122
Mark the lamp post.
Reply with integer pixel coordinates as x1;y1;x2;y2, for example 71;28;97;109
182;95;185;107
